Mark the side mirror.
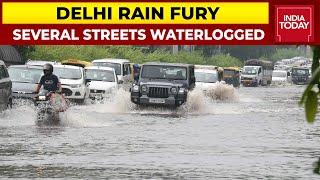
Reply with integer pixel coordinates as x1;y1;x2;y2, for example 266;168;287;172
118;80;124;84
85;79;91;84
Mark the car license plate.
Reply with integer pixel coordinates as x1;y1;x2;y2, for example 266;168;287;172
149;98;165;104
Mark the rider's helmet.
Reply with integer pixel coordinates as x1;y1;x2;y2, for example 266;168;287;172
43;63;53;76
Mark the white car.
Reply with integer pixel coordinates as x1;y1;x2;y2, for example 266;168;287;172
26;60;60;66
92;58;131;84
85;66;118;100
195;68;219;89
272;70;288;84
53;65;89;103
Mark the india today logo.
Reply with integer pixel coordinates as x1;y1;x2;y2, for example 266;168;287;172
275;5;314;43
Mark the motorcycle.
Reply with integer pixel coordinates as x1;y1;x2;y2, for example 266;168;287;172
34;90;68;125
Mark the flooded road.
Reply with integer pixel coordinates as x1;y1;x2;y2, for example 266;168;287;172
1;85;320;179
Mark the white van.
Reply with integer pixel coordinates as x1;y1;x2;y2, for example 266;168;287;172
53;65;89;103
92;59;131;84
195;68;219;89
85;66;118;100
272;70;289;84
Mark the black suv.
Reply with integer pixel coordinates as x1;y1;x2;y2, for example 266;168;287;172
291;67;310;85
130;62;195;107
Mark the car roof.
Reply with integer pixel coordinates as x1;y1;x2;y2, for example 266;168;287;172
292;67;309;70
224;66;241;71
26;60;61;66
273;70;287;72
61;59;92;67
143;62;193;67
53;64;83;70
0;60;5;65
92;58;130;63
8;65;43;69
85;66;115;71
195;65;218;70
195;68;217;73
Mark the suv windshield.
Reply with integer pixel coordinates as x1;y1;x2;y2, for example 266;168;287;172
141;65;187;80
8;67;42;84
86;69;115;82
93;62;121;75
292;68;309;75
54;67;82;80
243;67;258;75
195;71;218;83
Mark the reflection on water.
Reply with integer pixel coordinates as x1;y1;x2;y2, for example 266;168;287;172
1;85;320;179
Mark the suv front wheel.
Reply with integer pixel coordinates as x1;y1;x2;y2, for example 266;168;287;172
7;98;12;109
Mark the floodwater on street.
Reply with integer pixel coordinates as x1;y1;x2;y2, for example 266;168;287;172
1;85;320;179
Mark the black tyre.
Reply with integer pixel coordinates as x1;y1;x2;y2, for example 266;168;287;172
7;98;12;109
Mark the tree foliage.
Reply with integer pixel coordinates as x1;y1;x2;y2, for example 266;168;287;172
299;46;320;123
13;46;35;62
29;45;244;67
270;48;304;62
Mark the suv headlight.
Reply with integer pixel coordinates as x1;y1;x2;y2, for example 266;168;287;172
70;84;82;88
171;87;178;94
133;85;139;92
179;88;187;94
38;95;46;101
141;85;147;92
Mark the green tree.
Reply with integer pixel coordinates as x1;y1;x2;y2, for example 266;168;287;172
14;46;35;62
300;46;320;123
299;46;320;175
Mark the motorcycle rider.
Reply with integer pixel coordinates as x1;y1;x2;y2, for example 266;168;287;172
34;63;68;113
35;63;61;94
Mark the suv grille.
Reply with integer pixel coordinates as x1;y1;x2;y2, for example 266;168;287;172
62;88;72;96
90;89;105;94
148;87;169;98
242;77;252;80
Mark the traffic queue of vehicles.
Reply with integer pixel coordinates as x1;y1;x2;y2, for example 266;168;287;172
0;57;313;111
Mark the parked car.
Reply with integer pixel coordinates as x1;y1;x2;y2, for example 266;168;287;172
0;60;12;110
7;65;42;100
92;59;132;84
53;65;89;103
85;66;118;100
130;62;195;107
271;70;289;84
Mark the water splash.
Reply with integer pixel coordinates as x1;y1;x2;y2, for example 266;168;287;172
0;105;36;127
1;84;241;127
203;82;239;102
